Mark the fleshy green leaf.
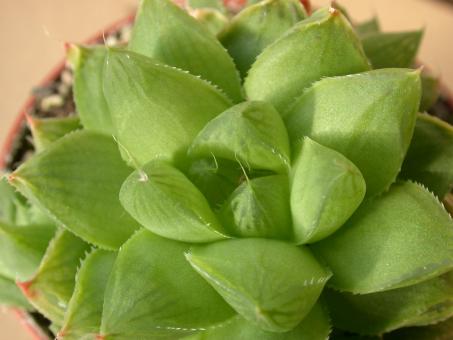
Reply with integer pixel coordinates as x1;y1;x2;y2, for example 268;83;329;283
184;303;331;339
9;130;139;250
0;176;54;227
129;0;242;102
191;8;228;36
0;274;32;309
19;229;90;325
285;69;421;196
244;7;370;113
385;316;453;340
67;45;113;134
120;161;228;243
311;181;453;294
219;175;292;239
290;138;366;244
219;0;306;78
0;176;32;226
0;221;55;281
331;1;352;21
100;230;234;339
27;114;81;152
362;31;423;69
188;101;290;173
186;239;331;332
400;114;453;198
324;271;453;335
59;250;116;340
420;73;440;111
410;301;453;327
103;48;232;167
185;157;243;209
188;0;225;11
355;17;380;37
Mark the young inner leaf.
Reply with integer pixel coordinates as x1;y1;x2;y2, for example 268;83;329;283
285;68;421;196
290;138;366;244
120;161;228;243
220;175;293;240
188;101;291;173
244;7;370;113
129;0;243;102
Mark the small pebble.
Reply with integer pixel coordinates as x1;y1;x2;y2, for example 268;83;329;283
105;35;118;46
65;59;74;71
40;94;64;111
61;70;73;85
120;25;132;43
57;83;71;97
32;86;54;98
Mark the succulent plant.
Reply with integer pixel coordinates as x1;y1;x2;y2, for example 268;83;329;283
2;0;453;339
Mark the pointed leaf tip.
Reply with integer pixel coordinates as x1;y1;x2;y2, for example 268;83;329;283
362;30;424;69
0;276;32;310
285;68;421;196
59;250;116;339
244;7;370;113
120;161;228;243
400;113;453;198
219;0;307;79
66;43;82;69
101;230;234;338
187;239;331;332
17;280;36;299
325;272;453;335
27;115;82;152
130;0;243;102
312;181;453;294
188;101;291;173
7;173;16;184
70;45;115;134
10;131;140;249
220;175;293;240
328;6;339;15
104;49;231;166
290;138;366;244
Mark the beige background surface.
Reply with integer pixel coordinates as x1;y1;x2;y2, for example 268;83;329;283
0;0;452;338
